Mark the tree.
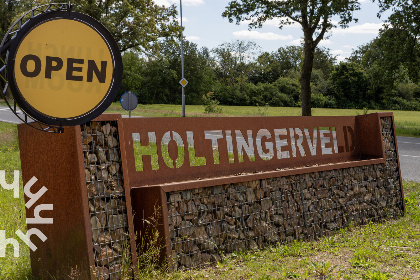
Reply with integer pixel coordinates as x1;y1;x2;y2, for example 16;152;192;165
74;0;180;53
376;0;420;44
252;46;302;84
159;40;216;104
212;40;260;89
375;0;420;83
330;62;370;109
119;51;144;100
223;0;361;116
127;40;216;105
349;28;420;106
252;46;335;84
12;0;180;53
0;0;19;44
313;47;336;80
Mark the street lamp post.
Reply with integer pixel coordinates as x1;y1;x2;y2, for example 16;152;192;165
180;0;185;117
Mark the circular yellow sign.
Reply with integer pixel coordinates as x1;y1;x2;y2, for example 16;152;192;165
13;18;114;119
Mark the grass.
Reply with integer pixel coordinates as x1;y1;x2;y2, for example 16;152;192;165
106;103;420;138
0;122;32;280
0;100;419;137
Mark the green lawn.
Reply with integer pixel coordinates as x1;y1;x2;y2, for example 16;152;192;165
107;103;420;137
0;122;32;280
1;100;419;137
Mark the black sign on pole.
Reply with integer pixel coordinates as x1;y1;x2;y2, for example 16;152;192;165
120;91;138;117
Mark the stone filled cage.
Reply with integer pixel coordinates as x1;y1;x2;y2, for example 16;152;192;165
17;113;404;278
81;120;132;279
131;115;404;270
18;114;138;280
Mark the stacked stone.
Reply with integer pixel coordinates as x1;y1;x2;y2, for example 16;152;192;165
381;117;404;217
82;121;131;280
167;117;404;270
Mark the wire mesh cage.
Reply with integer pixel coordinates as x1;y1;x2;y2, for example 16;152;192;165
81;120;132;279
166;116;404;270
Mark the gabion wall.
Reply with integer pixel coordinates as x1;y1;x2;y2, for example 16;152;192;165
167;116;404;270
82;121;131;279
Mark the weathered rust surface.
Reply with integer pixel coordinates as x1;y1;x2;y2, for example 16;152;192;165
18;114;139;279
17;111;401;276
18;124;94;279
91;114;139;276
130;185;171;265
357;113;384;159
157;158;386;193
130;113;404;270
123;114;386;188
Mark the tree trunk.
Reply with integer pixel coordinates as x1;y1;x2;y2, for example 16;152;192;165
300;38;315;116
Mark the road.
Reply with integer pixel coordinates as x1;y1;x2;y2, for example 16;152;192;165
0;105;23;124
0;106;418;182
396;136;420;182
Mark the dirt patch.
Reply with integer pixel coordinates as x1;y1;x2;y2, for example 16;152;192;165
0;131;15;146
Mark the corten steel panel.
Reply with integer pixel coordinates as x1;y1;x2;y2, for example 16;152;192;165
157;158;386;193
122;115;386;188
356;113;384;159
130;186;171;265
18;124;94;279
91;114;139;274
129;113;402;269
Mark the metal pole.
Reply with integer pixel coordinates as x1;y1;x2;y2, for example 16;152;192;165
180;0;185;117
129;92;131;118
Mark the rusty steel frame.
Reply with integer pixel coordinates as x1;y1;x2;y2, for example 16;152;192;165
123;114;386;188
17;112;404;276
129;112;404;270
18;114;138;279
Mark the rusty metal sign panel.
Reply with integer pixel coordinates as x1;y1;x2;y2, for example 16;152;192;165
123;115;384;187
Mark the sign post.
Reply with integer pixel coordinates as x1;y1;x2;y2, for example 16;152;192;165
180;0;186;117
120;91;138;117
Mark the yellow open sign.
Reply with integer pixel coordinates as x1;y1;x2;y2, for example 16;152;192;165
7;11;122;126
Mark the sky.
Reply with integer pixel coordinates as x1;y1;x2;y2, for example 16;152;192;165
154;0;392;62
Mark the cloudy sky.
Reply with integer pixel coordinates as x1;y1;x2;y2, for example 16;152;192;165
154;0;391;61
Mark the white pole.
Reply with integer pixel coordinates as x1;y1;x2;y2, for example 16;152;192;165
180;0;185;117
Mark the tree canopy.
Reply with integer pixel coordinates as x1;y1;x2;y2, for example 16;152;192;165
375;0;420;83
222;0;361;116
0;0;180;53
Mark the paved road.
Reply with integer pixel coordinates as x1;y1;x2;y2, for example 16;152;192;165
396;136;420;182
0;106;418;182
0;105;23;124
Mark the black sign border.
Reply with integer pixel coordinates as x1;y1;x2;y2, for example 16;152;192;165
7;10;123;126
120;91;139;111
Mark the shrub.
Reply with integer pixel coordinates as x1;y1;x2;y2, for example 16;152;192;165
273;77;300;105
385;96;420;111
312;93;337;108
202;92;222;114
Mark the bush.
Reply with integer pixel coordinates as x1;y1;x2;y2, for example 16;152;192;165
202;92;222;114
395;83;420;100
270;92;294;107
385;96;420;111
312;93;337;108
330;62;370;109
213;83;250;106
273;77;300;105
